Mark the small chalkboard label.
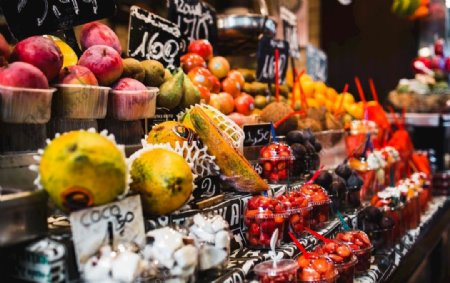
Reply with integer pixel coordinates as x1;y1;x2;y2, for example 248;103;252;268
1;0;117;40
128;6;181;70
168;0;218;53
256;36;290;84
193;175;221;199
306;44;328;82
251;161;263;176
69;195;145;265
280;6;300;59
243;123;271;147
147;107;178;128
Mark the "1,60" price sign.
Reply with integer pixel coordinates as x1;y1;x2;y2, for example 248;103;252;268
128;6;182;70
256;36;290;85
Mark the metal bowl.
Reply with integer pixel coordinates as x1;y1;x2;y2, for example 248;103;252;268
217;14;277;55
0;188;48;247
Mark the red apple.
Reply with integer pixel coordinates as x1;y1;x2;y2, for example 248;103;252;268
0;62;48;89
209;92;235;114
78;45;123;86
113;78;147;91
188;39;213;61
208;56;230;79
0;33;10;66
180;53;206;73
10;36;63;81
80;22;122;54
58;65;98;85
235;93;255;115
210;75;220;93
188;67;213;90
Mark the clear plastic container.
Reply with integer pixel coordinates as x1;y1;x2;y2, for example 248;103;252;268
109;87;158;121
0;85;55;123
366;227;394;252
53;84;110;119
345;120;378;158
254;259;299;283
298;184;332;230
349;158;376;202
244;196;287;249
335;230;373;274
297;253;339;283
259;142;295;183
314;242;357;283
277;192;312;238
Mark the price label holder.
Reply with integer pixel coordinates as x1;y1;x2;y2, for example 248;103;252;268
243;123;271;147
280;6;300;59
191;175;223;208
256;36;290;84
146;107;179;131
167;0;218;52
0;0;116;54
306;44;328;82
69;195;145;266
128;6;182;70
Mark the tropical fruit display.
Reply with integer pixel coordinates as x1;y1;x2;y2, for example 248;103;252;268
128;145;194;216
35;130;128;212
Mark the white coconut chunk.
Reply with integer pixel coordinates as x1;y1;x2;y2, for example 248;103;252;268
111;251;140;283
215;230;231;249
173;245;198;269
199;246;228;270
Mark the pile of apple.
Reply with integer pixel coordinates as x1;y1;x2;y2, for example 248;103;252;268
181;40;256;118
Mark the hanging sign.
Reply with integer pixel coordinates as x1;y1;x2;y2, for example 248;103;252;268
128;6;181;70
280;6;300;59
0;0;116;39
167;0;218;53
256;36;290;84
306;44;328;82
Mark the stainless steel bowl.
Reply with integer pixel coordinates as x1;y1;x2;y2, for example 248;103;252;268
0;188;48;247
217;14;277;55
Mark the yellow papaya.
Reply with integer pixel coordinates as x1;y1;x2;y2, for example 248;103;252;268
189;106;269;192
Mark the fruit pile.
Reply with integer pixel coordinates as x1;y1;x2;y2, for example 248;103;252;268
335;230;373;273
298;183;332;230
181;40;256;118
259;142;295;183
277;192;311;237
314;241;357;283
296;252;338;282
244;196;287;249
286;129;322;175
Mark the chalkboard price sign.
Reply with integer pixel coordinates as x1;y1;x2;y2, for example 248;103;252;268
280;6;300;59
193;175;221;199
256;36;290;84
128;6;181;70
1;0;117;40
168;0;218;53
306;44;328;82
243;123;271;147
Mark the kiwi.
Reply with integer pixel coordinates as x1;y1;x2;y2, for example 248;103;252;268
122;58;145;82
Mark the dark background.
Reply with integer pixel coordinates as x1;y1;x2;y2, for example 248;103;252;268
321;0;419;105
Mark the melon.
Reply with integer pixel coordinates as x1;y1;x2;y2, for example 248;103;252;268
39;131;127;211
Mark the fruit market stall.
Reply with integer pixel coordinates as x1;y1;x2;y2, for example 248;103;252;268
0;1;449;283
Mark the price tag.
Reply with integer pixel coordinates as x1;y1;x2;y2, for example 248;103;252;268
306;44;328;82
69;195;145;265
250;161;263;176
243;123;271;147
168;0;218;53
256;36;290;84
147;107;178;128
0;0;116;40
193;175;222;199
128;6;181;70
280;6;300;59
